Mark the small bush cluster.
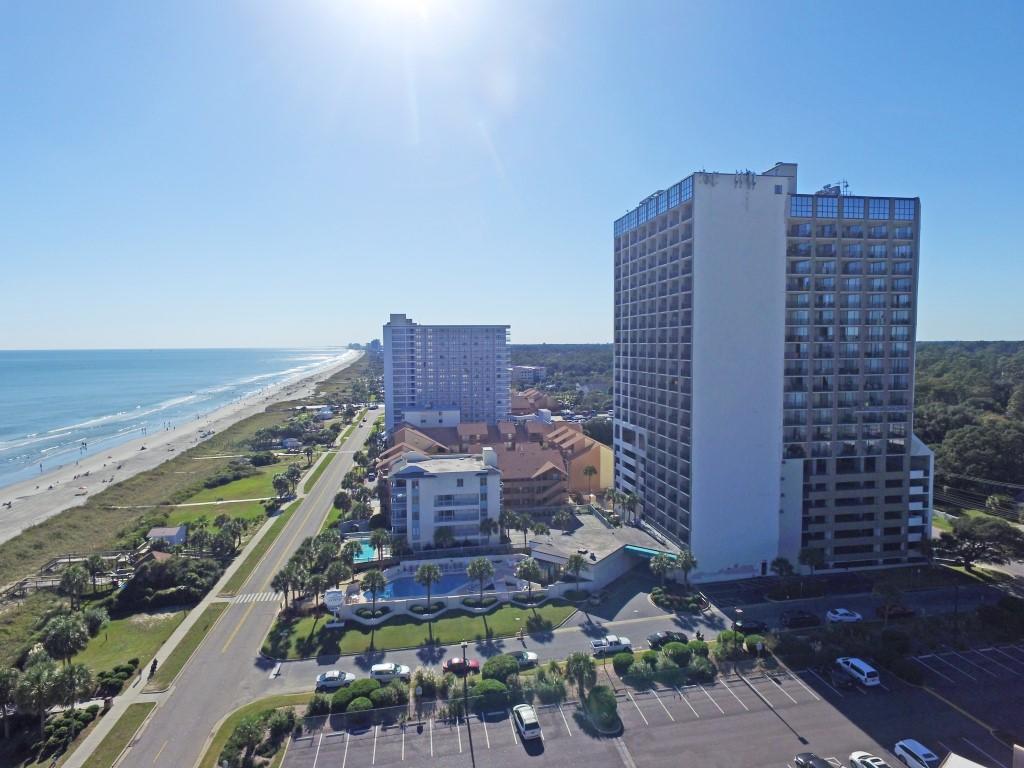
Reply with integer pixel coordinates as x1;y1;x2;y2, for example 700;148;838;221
354;606;391;620
612;646;713;687
40;705;100;753
412;667;445;699
650;586;702;613
713;630;746;661
96;658;141;697
586;685;618;729
203;459;260;489
469;679;509;712
330;679;380;713
481;654;520;682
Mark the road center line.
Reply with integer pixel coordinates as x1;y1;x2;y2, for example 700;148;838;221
153;739;168;764
220;601;255;653
699;684;725;713
625;690;648;725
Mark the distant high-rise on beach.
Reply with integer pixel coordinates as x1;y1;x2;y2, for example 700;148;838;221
613;163;932;580
382;314;511;431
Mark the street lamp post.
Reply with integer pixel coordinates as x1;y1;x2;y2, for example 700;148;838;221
460;640;476;768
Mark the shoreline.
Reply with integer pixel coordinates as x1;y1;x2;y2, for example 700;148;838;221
0;350;363;546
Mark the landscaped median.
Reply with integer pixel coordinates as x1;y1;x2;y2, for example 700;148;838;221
219;501;299;597
145;601;228;691
262;602;577;659
79;702;155;768
197;693;309;768
301;449;337;493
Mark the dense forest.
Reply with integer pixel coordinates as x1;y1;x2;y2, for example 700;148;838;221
513;341;1024;506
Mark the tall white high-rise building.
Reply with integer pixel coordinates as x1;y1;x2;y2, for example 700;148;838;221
613;163;932;581
383;314;511;432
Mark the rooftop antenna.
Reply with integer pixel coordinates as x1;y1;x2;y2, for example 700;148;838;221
841;179;850;195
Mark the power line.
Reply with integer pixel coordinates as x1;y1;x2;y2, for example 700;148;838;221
936;470;1024;492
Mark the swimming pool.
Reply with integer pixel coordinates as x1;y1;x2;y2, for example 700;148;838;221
350;539;377;564
363;573;471;600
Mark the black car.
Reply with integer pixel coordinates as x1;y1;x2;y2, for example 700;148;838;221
646;630;689;649
731;619;769;635
829;661;857;689
780;610;822;630
794;753;832;768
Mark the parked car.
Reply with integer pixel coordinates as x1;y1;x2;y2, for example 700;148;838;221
826;608;863;623
892;739;940;768
315;670;356;690
829;661;857;690
794;753;832;768
850;752;892;768
442;657;480;676
512;704;543;741
731;619;769;635
836;657;880;687
647;630;689;649
780;610;822;630
509;650;539;668
370;663;411;683
591;634;632;655
875;604;916;620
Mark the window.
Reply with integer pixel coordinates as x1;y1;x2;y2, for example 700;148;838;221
869;244;887;258
775;184;783;194
894;199;916;220
868;198;890;219
816;197;837;218
845;244;863;258
456;478;464;488
790;195;813;217
893;244;913;258
681;176;693;202
668;184;680;208
843;197;865;218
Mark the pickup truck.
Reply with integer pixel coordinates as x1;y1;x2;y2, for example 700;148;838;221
590;634;632;655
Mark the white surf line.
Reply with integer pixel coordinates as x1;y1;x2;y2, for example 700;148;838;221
807;668;844;698
949;651;998;678
784;671;821;701
912;656;957;684
625;690;649;725
720;680;751;711
672;686;700;718
650;688;675;722
961;737;1008;768
558;703;573;736
699;684;725;713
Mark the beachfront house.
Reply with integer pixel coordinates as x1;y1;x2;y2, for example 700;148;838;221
146;525;188;547
281;437;302;450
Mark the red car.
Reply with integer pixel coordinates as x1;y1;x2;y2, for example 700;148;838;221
442;657;480;675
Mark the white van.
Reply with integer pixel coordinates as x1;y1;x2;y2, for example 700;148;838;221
835;656;880;687
893;739;940;768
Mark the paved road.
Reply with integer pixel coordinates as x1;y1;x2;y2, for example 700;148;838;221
121;415;379;768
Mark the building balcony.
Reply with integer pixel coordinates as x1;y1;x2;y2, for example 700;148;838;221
910;470;926;480
908;501;924;512
908;516;924;527
907;533;923;543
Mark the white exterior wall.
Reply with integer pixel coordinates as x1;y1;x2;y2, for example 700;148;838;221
689;173;787;580
396;464;501;550
778;458;805;566
403;409;462;428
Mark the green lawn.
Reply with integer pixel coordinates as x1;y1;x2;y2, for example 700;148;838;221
302;449;337;493
145;602;227;691
166;499;271;527
263;602;577;659
219;501;299;596
80;702;155;768
185;464;287;503
73;609;187;673
197;693;308;768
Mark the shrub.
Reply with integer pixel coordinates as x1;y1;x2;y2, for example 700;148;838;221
687;639;709;657
714;630;745;660
879;628;911;657
346;696;374;723
267;710;296;743
612;652;635;676
662;641;692;666
482;654;520;682
332;677;380;711
355;606;391;619
627;659;655;687
412;667;442;698
639;650;660;666
772;635;814;668
655;656;684;686
586;685;618;729
470;679;508;711
83;606;109;637
369;682;408;708
534;677;566;703
250;452;278;467
887;657;924;685
743;634;766;654
687;656;715;682
305;694;331;717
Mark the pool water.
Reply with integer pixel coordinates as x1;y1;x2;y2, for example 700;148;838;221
351;540;377;564
364;573;471;600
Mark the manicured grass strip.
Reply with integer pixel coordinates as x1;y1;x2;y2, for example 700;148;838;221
198;694;309;768
73;610;187;674
80;702;155;768
302;449;337;493
264;602;577;659
145;602;228;691
219;502;299;596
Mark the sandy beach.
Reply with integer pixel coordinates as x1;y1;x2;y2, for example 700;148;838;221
0;349;363;546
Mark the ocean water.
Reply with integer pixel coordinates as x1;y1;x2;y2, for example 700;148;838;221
0;348;352;491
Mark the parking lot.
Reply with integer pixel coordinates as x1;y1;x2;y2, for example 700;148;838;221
280;662;1017;768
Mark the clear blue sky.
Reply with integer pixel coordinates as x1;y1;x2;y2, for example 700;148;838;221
2;0;1022;349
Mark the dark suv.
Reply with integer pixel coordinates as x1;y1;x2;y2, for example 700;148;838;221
829;661;857;689
780;610;822;630
731;619;769;635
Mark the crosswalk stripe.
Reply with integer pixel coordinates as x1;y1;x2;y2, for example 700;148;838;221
234;591;278;603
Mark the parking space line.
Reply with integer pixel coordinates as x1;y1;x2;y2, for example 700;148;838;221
913;656;957;684
456;719;462;753
429;718;434;756
672;686;700;718
372;725;378;766
930;653;978;681
699;685;724;713
558;703;573;736
937;740;955;757
342;732;350;768
312;732;323;768
784;671;820;701
950;651;999;678
402;727;406;761
992;646;1024;668
508;711;518;745
625;690;649;725
720;681;750;711
481;715;490;748
961;737;1008;768
650;688;675;722
977;648;1022;676
740;673;777;708
769;675;799;704
807;669;844;698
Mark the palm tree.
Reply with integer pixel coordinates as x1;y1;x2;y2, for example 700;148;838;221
286;464;302;492
369;528;390;563
15;658;58;738
273;474;291;498
361;569;387;617
304;445;315;466
515;557;542;602
498;509;516;542
606;489;623;517
271;570;291;609
531;522;550;538
0;667;20;740
649;553;675;588
85;554;105;594
325;561;351;590
479;517;499;542
434;526;455;550
308;573;327;608
60;565;88;611
623;493;640;525
676;550;697;589
553;507;573;532
466;557;495;603
43;614;88;666
565;553;587;593
564;651;597;704
873;579;903;629
53;663;93;712
515;514;534;548
798;547;825;597
582;465;598;495
233;715;266;765
341;540;364;568
415;563;443;611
